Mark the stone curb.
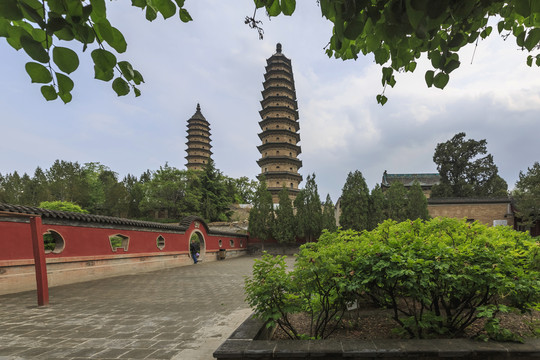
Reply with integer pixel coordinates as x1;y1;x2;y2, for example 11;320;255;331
213;314;540;359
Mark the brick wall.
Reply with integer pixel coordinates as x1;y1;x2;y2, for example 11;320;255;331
428;202;513;227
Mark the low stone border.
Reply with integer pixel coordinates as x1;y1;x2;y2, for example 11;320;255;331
213;314;540;359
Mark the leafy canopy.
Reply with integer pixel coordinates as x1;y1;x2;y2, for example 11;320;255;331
254;0;540;104
431;132;508;198
0;0;192;103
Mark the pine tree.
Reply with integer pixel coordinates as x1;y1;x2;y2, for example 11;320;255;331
248;179;274;247
294;174;323;242
386;182;408;222
272;186;296;243
407;181;430;221
322;193;337;232
368;184;387;230
339;170;370;231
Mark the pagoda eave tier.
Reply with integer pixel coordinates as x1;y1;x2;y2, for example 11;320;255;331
187;128;211;134
266;56;291;66
259;171;303;181
186;134;211;143
267;187;300;195
187;119;209;126
259;117;299;131
263;78;294;89
185;152;212;160
258;131;300;142
264;73;293;82
259;107;298;119
260;98;298;110
256;157;302;167
257;143;301;154
185;143;212;149
261;86;295;97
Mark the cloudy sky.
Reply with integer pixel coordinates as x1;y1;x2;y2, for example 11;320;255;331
1;1;539;202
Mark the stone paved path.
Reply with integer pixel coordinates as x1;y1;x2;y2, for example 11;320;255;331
0;255;278;360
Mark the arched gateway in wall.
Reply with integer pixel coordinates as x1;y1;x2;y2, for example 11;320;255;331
0;203;248;296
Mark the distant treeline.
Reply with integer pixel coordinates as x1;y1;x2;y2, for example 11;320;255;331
0;159;258;223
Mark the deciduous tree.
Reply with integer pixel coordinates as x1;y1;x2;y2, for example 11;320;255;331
431;132;508;198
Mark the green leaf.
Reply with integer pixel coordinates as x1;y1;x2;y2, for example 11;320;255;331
134;87;141;97
444;59;460;73
0;0;23;20
109;27;127;53
524;28;540;51
93;66;114;81
59;91;72;104
514;0;531;17
374;47;389;64
280;0;295;16
20;35;49;63
497;21;505;34
56;72;74;94
267;0;281;17
405;0;424;29
376;94;388;105
94;19;113;43
25;62;52;83
425;70;434;87
19;1;45;27
112;77;130;96
131;0;146;8
0;19;10;37
433;72;449;89
155;0;176;19
179;8;192;22
118;61;134;81
174;0;185;7
146;6;157;21
133;70;144;85
344;19;364;40
40;85;57;101
405;61;417;72
527;55;533;67
480;26;492;39
91;48;116;70
90;0;106;21
52;46;79;74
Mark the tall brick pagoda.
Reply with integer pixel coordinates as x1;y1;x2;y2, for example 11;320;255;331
185;103;212;171
257;43;302;202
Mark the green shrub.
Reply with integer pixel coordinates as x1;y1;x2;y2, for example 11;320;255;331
245;218;540;340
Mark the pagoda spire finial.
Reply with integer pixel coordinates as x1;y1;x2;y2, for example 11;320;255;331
276;43;282;54
196;103;201;111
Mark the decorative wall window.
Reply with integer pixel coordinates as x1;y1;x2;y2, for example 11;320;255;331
276;166;280;169
109;234;129;252
290;183;294;188
43;230;65;254
218;239;223;248
156;235;165;250
240;240;244;248
289;152;292;156
230;239;235;248
276;151;280;154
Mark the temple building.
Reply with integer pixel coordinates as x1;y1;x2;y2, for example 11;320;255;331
381;170;441;198
185;104;212;171
256;43;303;202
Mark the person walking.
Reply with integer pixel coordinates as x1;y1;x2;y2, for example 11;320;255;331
190;238;199;264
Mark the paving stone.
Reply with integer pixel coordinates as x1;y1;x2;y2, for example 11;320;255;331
0;256;260;359
117;348;157;359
